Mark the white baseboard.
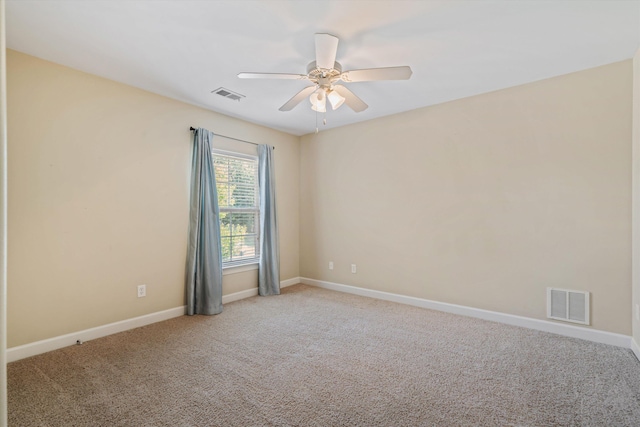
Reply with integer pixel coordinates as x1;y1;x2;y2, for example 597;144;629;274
222;288;258;304
280;276;301;288
300;277;632;349
7;306;186;363
8;277;303;362
631;338;640;361
222;276;300;303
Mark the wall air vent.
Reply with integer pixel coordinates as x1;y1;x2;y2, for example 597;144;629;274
547;288;590;325
211;87;245;101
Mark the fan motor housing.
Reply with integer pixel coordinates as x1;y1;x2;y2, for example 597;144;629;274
307;61;342;79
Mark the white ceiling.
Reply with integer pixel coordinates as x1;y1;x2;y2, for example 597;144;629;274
6;0;640;136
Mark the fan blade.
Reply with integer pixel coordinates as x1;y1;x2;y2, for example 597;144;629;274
315;33;339;69
238;72;307;80
340;66;412;82
332;85;368;113
279;86;317;111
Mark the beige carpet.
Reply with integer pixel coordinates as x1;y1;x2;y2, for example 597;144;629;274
8;284;640;426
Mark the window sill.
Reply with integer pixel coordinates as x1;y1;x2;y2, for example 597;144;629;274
222;262;259;276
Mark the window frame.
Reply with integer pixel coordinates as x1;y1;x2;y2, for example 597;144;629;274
212;148;260;269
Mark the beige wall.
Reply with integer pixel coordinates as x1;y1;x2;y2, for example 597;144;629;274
633;48;640;345
1;2;8;424
300;61;633;335
6;50;299;347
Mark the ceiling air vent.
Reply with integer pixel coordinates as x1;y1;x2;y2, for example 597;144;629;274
212;87;245;102
547;288;590;325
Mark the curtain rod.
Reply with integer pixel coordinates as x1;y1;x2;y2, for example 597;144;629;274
190;127;272;149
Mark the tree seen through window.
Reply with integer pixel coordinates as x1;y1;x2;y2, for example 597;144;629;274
213;152;259;265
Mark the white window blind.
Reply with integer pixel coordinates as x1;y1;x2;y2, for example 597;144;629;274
213;150;260;267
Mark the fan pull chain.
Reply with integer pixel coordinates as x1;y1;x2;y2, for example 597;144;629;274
315;109;319;134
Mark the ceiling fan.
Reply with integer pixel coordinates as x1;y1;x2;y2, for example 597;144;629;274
238;33;412;114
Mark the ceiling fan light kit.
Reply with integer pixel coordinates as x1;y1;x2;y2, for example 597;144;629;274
310;89;326;112
327;89;345;110
238;33;412;128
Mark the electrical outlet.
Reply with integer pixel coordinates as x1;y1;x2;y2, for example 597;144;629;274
329;261;334;270
137;284;146;298
351;264;357;274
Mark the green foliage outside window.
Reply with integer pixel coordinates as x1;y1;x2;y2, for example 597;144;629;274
213;153;259;264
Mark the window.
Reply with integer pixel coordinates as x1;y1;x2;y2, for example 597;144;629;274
213;150;259;267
